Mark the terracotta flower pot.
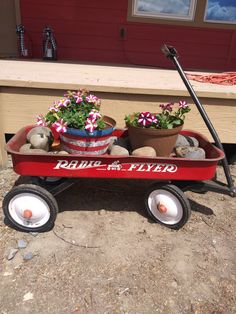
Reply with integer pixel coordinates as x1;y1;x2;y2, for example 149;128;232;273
127;123;183;157
59;116;116;155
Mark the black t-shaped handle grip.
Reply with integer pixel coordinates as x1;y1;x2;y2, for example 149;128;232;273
161;44;179;59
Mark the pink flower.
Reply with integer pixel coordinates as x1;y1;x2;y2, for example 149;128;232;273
58;98;70;108
75;91;82;97
151;114;158;124
36;115;47;126
86;94;98;103
49;104;59;112
160;103;173;112
88;109;101;120
179;100;188;108
138;112;155;127
75;96;83;104
52;119;68;133
95;98;101;107
85;118;97;132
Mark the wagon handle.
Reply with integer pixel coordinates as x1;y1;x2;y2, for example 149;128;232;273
161;45;179;59
162;44;236;196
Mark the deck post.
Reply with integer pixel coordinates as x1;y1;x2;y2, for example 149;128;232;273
0;90;8;169
0;130;8;170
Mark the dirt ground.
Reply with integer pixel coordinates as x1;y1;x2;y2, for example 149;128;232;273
0;157;235;314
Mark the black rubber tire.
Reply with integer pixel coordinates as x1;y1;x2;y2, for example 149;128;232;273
145;183;191;230
3;184;58;232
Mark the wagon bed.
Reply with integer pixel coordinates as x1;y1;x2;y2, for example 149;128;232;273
6;125;224;181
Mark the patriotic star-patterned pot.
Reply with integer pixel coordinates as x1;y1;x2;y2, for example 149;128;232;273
59;116;116;155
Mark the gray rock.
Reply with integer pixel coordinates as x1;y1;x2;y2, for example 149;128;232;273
23;252;34;261
7;248;18;260
30;232;39;237
175;146;206;159
19;143;33;153
110;145;129;156
27;126;53;145
19;144;46;154
98;209;106;216
18;239;27;249
132;146;156;158
57;150;69;155
29;134;50;151
171;280;178;288
175;135;199;147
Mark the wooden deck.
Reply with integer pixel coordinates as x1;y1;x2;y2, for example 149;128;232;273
0;59;236;168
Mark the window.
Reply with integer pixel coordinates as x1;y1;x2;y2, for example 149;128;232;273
204;0;236;24
128;0;236;28
132;0;197;21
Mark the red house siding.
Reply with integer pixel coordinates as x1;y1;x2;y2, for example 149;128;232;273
19;0;236;71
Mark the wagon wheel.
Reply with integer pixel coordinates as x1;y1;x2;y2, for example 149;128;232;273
145;184;191;229
3;184;58;232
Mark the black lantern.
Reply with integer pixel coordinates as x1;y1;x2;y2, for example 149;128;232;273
16;24;32;58
43;26;57;60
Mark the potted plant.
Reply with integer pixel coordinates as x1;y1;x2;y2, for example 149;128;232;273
36;89;116;154
125;101;191;156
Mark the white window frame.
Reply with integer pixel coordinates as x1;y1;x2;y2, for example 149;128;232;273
132;0;197;21
204;0;236;25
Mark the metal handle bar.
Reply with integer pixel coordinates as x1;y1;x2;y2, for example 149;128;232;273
162;44;235;196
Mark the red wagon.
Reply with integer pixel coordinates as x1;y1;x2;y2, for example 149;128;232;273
2;45;235;232
3;126;225;232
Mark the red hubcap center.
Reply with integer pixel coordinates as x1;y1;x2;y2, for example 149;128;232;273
158;203;167;213
23;209;33;218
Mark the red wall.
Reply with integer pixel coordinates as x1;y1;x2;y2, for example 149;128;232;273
20;0;236;71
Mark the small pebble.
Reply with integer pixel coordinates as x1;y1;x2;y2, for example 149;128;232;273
30;232;39;237
23;292;34;301
98;209;106;216
3;272;13;276
7;248;18;260
209;276;217;283
23;252;34;261
171;280;178;288
18;239;27;249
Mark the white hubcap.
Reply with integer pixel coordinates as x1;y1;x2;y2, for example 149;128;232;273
9;193;50;228
148;189;183;225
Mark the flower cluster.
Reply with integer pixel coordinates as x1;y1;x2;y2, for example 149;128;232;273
36;89;106;133
125;101;190;129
